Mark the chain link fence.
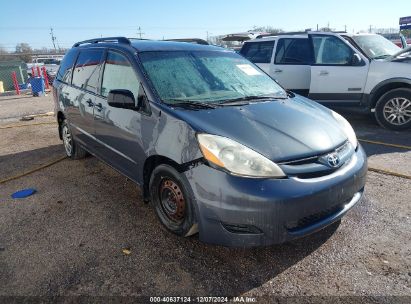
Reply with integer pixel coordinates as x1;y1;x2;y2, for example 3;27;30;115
0;59;30;95
0;53;63;95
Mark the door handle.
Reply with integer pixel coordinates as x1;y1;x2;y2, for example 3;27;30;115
274;69;283;73
95;102;103;112
86;99;94;107
319;70;329;76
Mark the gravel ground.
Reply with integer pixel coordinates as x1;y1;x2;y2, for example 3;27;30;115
0;95;410;302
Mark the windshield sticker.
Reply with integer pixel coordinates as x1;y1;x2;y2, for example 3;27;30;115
236;64;261;76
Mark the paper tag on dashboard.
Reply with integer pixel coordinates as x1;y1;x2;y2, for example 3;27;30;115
236;64;261;76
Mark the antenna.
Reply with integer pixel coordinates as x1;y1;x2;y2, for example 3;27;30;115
50;27;57;51
137;26;145;39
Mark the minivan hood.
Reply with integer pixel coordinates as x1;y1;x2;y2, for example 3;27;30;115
173;96;348;162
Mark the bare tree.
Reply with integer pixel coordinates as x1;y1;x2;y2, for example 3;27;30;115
251;26;283;34
15;43;33;62
0;46;10;61
319;27;334;32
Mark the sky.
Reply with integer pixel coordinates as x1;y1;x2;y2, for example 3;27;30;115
0;0;409;51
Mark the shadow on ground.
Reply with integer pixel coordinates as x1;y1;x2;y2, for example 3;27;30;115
0;149;340;296
0;144;64;181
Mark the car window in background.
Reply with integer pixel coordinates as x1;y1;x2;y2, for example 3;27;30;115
275;38;312;64
56;50;78;83
351;35;401;59
240;41;275;63
101;51;140;99
139;50;286;104
312;36;353;65
43;59;61;65
72;49;104;93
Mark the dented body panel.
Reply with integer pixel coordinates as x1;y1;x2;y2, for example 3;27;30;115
184;146;367;247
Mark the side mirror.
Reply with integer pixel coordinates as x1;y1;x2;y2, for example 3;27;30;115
108;89;136;110
352;53;362;66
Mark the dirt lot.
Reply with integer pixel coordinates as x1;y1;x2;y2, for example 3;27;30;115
0;94;410;302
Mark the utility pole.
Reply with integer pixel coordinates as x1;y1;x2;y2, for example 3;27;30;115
369;25;372;33
50;27;57;51
137;26;145;39
344;25;347;32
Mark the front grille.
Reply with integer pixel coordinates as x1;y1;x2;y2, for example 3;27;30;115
279;141;354;179
286;203;344;231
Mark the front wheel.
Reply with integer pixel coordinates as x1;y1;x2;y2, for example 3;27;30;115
149;164;198;237
375;88;411;130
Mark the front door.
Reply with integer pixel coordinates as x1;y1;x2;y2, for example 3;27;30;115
270;37;313;96
93;50;148;182
308;33;369;104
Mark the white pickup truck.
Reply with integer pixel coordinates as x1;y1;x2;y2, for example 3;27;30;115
240;32;411;130
27;56;63;82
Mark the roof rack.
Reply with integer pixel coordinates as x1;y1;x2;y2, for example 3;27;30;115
256;31;309;39
165;38;209;45
255;30;347;39
73;37;131;47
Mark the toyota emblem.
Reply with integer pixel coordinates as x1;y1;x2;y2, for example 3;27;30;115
327;153;340;168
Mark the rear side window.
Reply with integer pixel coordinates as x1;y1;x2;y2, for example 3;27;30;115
275;38;312;64
56;49;78;83
240;41;275;63
101;51;140;99
72;49;104;93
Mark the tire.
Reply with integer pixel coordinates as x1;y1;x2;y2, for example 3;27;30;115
61;119;87;159
375;88;411;130
149;164;197;237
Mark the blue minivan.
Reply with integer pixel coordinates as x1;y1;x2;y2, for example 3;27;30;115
53;37;367;247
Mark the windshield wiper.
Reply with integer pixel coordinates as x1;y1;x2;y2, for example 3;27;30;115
218;95;287;105
166;99;218;109
373;54;390;60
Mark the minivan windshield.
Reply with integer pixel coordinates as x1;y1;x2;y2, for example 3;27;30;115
138;50;286;105
351;35;401;59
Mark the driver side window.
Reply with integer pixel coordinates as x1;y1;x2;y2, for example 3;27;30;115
312;36;353;65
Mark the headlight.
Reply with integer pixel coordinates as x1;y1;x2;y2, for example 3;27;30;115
197;134;285;178
331;111;358;148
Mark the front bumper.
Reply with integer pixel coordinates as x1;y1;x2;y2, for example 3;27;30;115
184;145;367;247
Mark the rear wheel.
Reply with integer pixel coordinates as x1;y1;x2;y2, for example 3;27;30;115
375;88;411;130
149;164;197;237
61;119;87;159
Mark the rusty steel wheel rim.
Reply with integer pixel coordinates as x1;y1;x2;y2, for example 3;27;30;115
159;178;186;223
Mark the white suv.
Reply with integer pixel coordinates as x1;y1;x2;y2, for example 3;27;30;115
240;32;411;130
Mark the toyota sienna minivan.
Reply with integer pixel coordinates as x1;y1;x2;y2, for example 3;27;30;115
53;37;367;247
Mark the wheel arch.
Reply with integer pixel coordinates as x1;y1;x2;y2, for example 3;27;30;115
369;78;411;108
57;111;65;140
142;155;184;202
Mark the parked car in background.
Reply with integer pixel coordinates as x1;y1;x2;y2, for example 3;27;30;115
53;37;367;247
240;32;411;130
27;56;63;83
379;32;409;48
